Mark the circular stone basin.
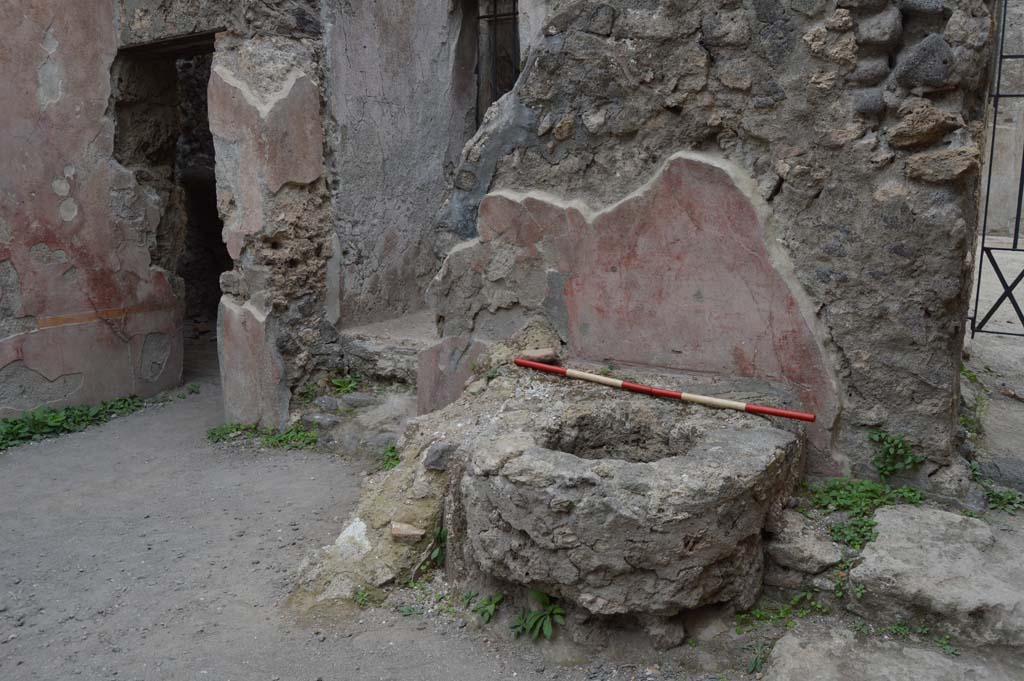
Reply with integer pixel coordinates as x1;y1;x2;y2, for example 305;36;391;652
458;381;805;617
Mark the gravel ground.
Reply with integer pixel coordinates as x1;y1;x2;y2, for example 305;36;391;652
0;345;736;681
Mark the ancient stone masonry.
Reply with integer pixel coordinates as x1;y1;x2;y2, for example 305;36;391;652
433;0;997;476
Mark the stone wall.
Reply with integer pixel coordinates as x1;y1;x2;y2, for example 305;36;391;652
0;1;183;416
210;33;330;428
431;0;997;475
322;0;481;326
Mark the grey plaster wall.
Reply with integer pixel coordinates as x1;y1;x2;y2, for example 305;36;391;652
322;0;479;326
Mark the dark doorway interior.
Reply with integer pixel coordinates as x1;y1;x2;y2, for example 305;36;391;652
176;55;231;324
112;33;229;382
477;0;520;126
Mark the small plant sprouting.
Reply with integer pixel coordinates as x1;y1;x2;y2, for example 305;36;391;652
331;374;361;395
187;383;201;395
298;383;318;404
746;642;772;674
355;587;369;608
429;527;447;567
851;619;870;636
462;591;478;609
935;634;960;657
960;363;979;384
869;430;925;481
882;621;910;639
968;460;982;482
398;604;424;617
485;367;500;383
985;486;1024;514
380;444;401;471
472;594;504;624
207;422;258;443
510;591;565;640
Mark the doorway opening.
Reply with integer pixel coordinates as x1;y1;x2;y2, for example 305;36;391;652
111;32;230;383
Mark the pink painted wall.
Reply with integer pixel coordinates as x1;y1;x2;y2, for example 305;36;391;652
0;2;182;417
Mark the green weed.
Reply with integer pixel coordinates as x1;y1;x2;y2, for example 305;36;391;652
934;634;959;657
0;397;145;452
298;383;318;404
472;594;503;624
187;383;201;395
985;486;1024;514
811;478;922;550
747;643;772;674
869;430;925;481
511;591;565;640
207;422;257;443
429;527;447;567
398;604;424;617
960;363;979;384
331;374;361;395
207;422;318;449
261;424;318;450
380;444;401;470
355;587;369;608
462;591;479;609
882;621;910;639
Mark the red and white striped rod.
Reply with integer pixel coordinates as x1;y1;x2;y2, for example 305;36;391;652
514;358;816;423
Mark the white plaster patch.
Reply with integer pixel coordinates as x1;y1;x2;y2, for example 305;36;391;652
37;27;64;110
37;59;65;109
59;198;78;222
328;517;372;561
52;178;70;197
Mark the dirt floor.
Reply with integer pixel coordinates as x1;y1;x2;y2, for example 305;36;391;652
0;341;722;681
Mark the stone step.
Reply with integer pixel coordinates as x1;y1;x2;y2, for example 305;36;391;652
764;624;1024;681
338;311;439;384
848;505;1024;648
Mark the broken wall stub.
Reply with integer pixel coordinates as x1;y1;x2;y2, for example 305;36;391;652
0;1;184;417
431;0;997;476
209;33;329;429
322;0;481;327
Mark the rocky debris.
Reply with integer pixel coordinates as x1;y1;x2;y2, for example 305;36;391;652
390;522;427;544
803;26;858;66
849;56;890;85
301;413;341;429
906;146;980;182
888;98;963;149
855;5;902;48
517;347;560;364
422;441;457;471
313;395;342;413
764;624;1024;681
637;614;687;651
765;510;843;574
898;0;945;14
297;414;448;601
849;506;1024;647
894;34;955;89
340;392;380;409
